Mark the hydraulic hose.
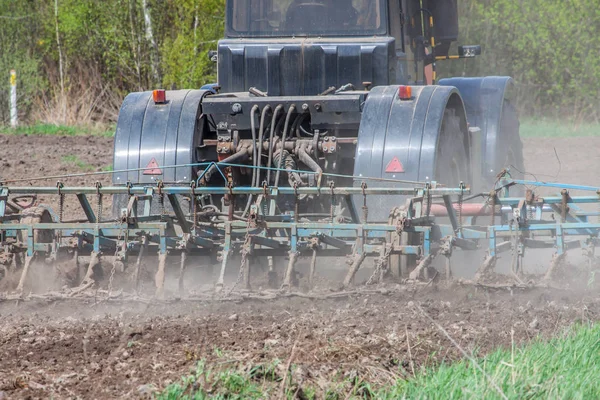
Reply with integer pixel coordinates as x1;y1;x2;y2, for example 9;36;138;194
201;149;249;183
255;105;272;187
241;105;261;219
274;105;296;188
249;105;260;188
297;146;323;177
273;150;302;187
266;105;283;183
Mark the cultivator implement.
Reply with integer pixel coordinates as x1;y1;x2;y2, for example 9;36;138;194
2;166;600;301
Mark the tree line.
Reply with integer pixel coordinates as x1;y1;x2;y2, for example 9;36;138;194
0;0;598;126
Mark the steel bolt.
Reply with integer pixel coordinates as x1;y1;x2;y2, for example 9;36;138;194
231;103;242;114
302;103;309;112
314;103;322;111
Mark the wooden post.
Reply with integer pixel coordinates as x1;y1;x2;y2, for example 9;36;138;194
10;69;17;128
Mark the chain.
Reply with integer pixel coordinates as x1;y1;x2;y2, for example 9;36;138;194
366;244;392;285
108;214;126;296
95;182;103;229
57;181;64;223
457;185;463;233
228;215;252;295
424;185;431;217
361;182;368;223
158;180;165;222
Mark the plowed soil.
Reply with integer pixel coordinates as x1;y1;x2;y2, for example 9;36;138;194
1;134;600;399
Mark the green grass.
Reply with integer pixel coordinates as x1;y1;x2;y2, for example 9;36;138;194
520;118;600;138
157;324;600;399
61;154;98;172
393;323;600;399
0;123;114;137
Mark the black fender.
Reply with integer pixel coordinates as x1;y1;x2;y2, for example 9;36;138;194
439;76;518;181
112;89;209;185
352;85;469;221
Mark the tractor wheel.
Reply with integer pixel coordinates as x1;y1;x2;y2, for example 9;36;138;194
389;108;469;278
497;100;525;183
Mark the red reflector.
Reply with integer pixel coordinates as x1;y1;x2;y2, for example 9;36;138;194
385;157;405;173
153;89;166;104
398;85;412;100
143;158;163;175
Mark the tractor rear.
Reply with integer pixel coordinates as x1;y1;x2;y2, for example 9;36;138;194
8;0;594;301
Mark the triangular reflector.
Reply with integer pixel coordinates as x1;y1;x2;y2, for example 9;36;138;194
143;157;163;175
385;157;405;173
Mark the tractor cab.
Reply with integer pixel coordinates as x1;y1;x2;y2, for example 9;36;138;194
217;0;463;94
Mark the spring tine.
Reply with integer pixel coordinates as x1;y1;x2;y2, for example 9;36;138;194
309;248;318;288
242;253;251;290
15;254;35;294
81;251;99;286
178;251;187;295
73;249;80;282
215;249;230;293
267;256;277;288
155;252;167;299
474;253;496;282
445;256;452;280
132;236;147;292
215;223;233;293
544;252;566;282
342;252;366;288
281;251;298;291
408;253;436;281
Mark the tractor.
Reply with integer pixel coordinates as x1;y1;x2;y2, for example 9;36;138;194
112;0;523;278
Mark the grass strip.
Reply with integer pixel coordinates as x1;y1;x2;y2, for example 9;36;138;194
520;119;600;137
0;123;114;137
157;324;600;399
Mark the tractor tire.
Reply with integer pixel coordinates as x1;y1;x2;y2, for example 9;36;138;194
497;100;525;183
389;108;469;278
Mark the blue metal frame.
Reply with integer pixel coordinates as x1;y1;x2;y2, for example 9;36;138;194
3;177;600;285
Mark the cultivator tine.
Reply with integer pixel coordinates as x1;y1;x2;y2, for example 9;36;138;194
474;254;496;282
408;253;436;281
309;247;318;288
15;254;35;294
308;237;320;288
155;252;167;299
215;249;230;293
544;252;567;283
281;251;298;291
178;251;188;295
440;237;453;280
72;249;80;282
444;256;452;280
267;256;277;288
81;251;100;286
342;252;366;288
215;224;232;293
132;236;147;292
241;252;251;290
